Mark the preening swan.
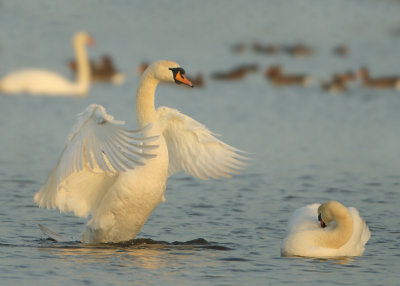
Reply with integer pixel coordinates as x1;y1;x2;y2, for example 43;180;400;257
0;31;93;96
281;201;370;258
34;60;247;243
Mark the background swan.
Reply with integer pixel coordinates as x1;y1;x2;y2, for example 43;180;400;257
34;60;247;243
0;31;93;96
281;201;370;258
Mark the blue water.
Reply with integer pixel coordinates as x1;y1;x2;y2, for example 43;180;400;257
1;0;400;285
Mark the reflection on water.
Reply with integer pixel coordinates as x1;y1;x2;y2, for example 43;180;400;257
38;238;232;270
286;254;358;265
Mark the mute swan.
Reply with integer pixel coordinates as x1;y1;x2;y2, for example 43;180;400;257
0;31;93;96
281;201;370;258
34;60;247;243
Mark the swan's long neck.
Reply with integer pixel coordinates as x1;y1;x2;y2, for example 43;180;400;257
317;211;353;249
74;40;90;94
136;71;159;128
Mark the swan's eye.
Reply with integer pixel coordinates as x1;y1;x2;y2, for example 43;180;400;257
169;67;186;80
318;213;321;221
169;67;193;87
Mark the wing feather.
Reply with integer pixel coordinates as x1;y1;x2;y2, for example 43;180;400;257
60;104;157;179
156;106;248;180
34;104;158;217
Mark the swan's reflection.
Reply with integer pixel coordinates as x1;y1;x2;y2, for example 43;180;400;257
286;254;357;266
38;238;227;270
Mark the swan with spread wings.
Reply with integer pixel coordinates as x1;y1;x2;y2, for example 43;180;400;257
34;60;247;243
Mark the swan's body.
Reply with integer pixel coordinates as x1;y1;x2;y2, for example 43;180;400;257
0;31;92;96
281;201;370;258
34;60;246;243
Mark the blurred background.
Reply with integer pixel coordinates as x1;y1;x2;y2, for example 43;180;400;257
0;0;399;285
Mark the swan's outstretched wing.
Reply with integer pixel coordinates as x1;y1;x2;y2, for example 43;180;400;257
56;104;158;183
156;106;247;180
34;104;158;217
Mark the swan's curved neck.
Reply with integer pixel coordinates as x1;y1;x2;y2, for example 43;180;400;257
74;40;90;94
318;211;353;249
136;71;160;128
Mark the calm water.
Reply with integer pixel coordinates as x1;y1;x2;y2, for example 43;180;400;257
1;0;400;285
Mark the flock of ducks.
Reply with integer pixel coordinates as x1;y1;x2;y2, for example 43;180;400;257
234;42;316;58
216;41;400;93
1;32;371;259
0;33;399;96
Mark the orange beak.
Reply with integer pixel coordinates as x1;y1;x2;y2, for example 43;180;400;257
175;71;193;88
318;213;326;228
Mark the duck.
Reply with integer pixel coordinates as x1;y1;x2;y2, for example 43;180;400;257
137;61;150;75
334;45;349;57
265;65;313;86
211;68;246;80
69;54;125;85
321;71;355;94
237;63;259;73
252;42;280;55
211;64;258;81
282;43;314;58
333;70;356;83
281;201;370;258
358;67;400;89
34;60;247;244
321;77;348;94
0;31;93;96
188;73;205;88
231;43;246;53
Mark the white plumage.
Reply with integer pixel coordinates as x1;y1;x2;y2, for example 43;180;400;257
0;31;92;96
156;106;246;179
34;104;158;219
281;201;370;258
35;60;247;243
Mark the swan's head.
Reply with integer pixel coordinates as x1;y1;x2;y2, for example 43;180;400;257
317;201;348;228
73;31;95;47
146;60;193;87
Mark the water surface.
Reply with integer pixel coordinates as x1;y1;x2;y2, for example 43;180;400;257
0;0;400;285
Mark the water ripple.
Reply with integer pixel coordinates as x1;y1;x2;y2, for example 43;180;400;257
37;237;234;251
